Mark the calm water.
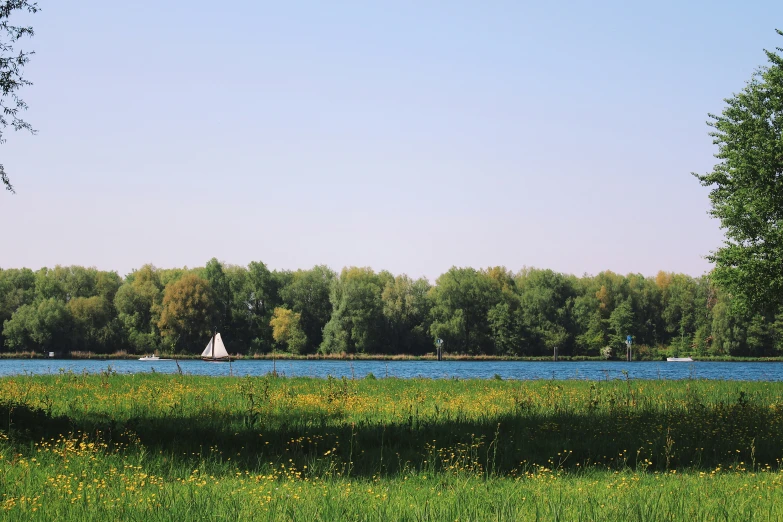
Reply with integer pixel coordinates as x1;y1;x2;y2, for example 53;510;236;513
0;359;782;381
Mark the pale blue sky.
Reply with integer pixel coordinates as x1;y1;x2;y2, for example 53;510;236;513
2;1;781;281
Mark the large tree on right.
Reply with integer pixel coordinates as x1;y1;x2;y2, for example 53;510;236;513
695;30;783;315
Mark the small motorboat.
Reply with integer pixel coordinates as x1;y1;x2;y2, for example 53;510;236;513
666;357;694;362
138;354;172;361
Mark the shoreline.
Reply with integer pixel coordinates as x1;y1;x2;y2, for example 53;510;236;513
1;352;783;363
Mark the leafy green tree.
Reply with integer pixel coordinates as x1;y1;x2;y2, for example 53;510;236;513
233;261;280;353
114;265;163;353
570;271;632;354
157;274;216;353
95;270;123;303
62;266;99;300
658;272;698;350
608;297;634;350
487;300;525;356
743;313;777;357
246;262;277;318
709;289;783;357
572;292;605;355
710;294;741;355
593;271;629;319
321;267;391;354
689;276;715;355
485;267;526;355
34;266;68;302
221;264;250;353
279;265;335;353
203;258;231;330
626;273;664;347
0;267;35;348
0;0;39;193
67;296;121;353
381;274;432;355
429;267;501;354
695;30;783;315
269;307;307;354
158;267;193;288
2;303;35;350
32;266;111;303
515;268;577;356
3;298;70;352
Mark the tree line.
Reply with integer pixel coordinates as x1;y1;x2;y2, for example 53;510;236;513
0;260;781;358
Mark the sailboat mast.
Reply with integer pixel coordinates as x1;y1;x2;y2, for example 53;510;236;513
211;329;216;360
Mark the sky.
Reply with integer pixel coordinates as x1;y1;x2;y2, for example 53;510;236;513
1;0;782;281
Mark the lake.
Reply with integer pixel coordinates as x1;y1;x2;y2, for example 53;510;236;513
1;359;783;381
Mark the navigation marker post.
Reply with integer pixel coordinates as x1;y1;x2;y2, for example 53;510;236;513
436;338;443;361
626;335;632;362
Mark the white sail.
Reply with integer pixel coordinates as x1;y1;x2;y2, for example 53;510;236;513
201;333;229;359
201;338;214;358
212;333;229;359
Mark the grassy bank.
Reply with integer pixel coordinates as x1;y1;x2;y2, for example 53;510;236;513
1;374;783;519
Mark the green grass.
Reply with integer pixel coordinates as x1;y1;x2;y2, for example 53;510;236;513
1;372;783;520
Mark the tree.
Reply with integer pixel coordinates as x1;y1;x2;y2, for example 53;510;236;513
269;307;307;354
3;298;70;352
429;267;501;354
572;293;604;355
320;267;391;354
0;267;34;347
114;265;163;353
515;268;577;356
203;258;231;330
0;1;39;193
695;30;783;315
608;297;634;350
659;273;698;349
278;266;335;353
67;295;121;353
237;261;280;353
157;274;216;352
381;274;432;355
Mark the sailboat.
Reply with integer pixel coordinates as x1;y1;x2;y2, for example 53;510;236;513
201;331;231;362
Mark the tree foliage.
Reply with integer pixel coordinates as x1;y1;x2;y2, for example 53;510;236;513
157;274;216;352
278;266;335;353
0;0;39;193
3;260;783;358
429;267;501;354
321;267;391;354
3;298;68;352
695;29;783;315
114;265;163;352
269;307;306;354
381;274;432;355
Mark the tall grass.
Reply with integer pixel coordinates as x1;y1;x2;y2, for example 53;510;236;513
1;372;783;519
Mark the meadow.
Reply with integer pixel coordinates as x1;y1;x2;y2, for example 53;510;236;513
1;371;783;520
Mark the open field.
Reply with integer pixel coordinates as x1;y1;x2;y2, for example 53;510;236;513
1;373;783;520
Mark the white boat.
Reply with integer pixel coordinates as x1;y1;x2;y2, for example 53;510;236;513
138;354;172;361
202;332;230;362
667;357;694;362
